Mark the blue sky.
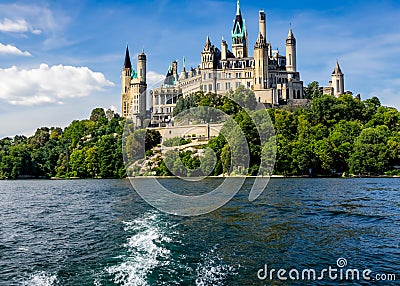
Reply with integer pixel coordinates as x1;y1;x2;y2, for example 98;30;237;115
1;0;400;137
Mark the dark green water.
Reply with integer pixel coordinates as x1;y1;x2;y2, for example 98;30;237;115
0;178;398;285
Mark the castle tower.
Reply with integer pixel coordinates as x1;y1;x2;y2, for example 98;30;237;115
259;9;266;40
137;50;146;84
231;0;248;58
172;60;178;81
121;46;147;126
253;11;268;90
332;61;344;97
136;51;147;118
121;45;132;117
286;27;296;72
221;38;228;61
201;36;216;69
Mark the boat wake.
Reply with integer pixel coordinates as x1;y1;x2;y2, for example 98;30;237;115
21;271;58;286
105;211;175;286
195;244;238;286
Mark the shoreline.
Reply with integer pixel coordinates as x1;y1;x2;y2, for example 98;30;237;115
1;175;399;181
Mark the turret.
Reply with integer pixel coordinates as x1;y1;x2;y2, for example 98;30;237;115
331;61;344;97
221;38;228;61
259;10;266;41
121;45;132;117
231;0;248;58
172;60;178;81
137;49;146;84
179;57;187;80
253;11;268;91
122;45;132;92
201;36;216;69
286;27;296;72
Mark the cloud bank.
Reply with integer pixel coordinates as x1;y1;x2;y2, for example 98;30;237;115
0;64;114;106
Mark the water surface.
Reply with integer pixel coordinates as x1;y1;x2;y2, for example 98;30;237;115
0;178;398;285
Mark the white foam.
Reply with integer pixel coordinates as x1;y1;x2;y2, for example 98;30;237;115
22;271;58;286
106;211;174;286
195;245;237;286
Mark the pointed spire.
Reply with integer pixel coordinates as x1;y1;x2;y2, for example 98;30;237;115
124;45;132;69
332;60;343;75
204;36;212;50
287;26;294;39
236;0;241;15
183;57;186;70
286;25;296;45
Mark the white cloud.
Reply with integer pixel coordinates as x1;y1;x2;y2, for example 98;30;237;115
0;64;114;106
0;18;42;34
0;43;31;56
147;70;165;87
0;18;28;32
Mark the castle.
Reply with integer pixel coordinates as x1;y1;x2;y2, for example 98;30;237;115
121;0;345;127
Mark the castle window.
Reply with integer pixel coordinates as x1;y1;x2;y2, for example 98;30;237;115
203;74;206;80
293;90;296;99
226;82;231;90
216;83;221;90
258;97;261;102
208;84;212;91
247;81;251;88
208;73;212;79
297;90;301;98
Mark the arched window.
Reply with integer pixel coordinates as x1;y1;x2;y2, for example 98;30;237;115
297;90;301;99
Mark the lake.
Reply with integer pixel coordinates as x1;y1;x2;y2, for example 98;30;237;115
0;178;398;285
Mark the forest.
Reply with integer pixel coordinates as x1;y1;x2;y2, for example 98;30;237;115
1;83;399;179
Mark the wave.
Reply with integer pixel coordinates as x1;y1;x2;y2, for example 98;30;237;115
105;211;174;286
21;271;58;286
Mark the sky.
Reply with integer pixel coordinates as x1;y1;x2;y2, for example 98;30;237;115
1;0;400;138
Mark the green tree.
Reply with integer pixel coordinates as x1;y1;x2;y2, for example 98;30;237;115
226;85;257;110
349;126;390;175
200;148;217;175
305;81;321;99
